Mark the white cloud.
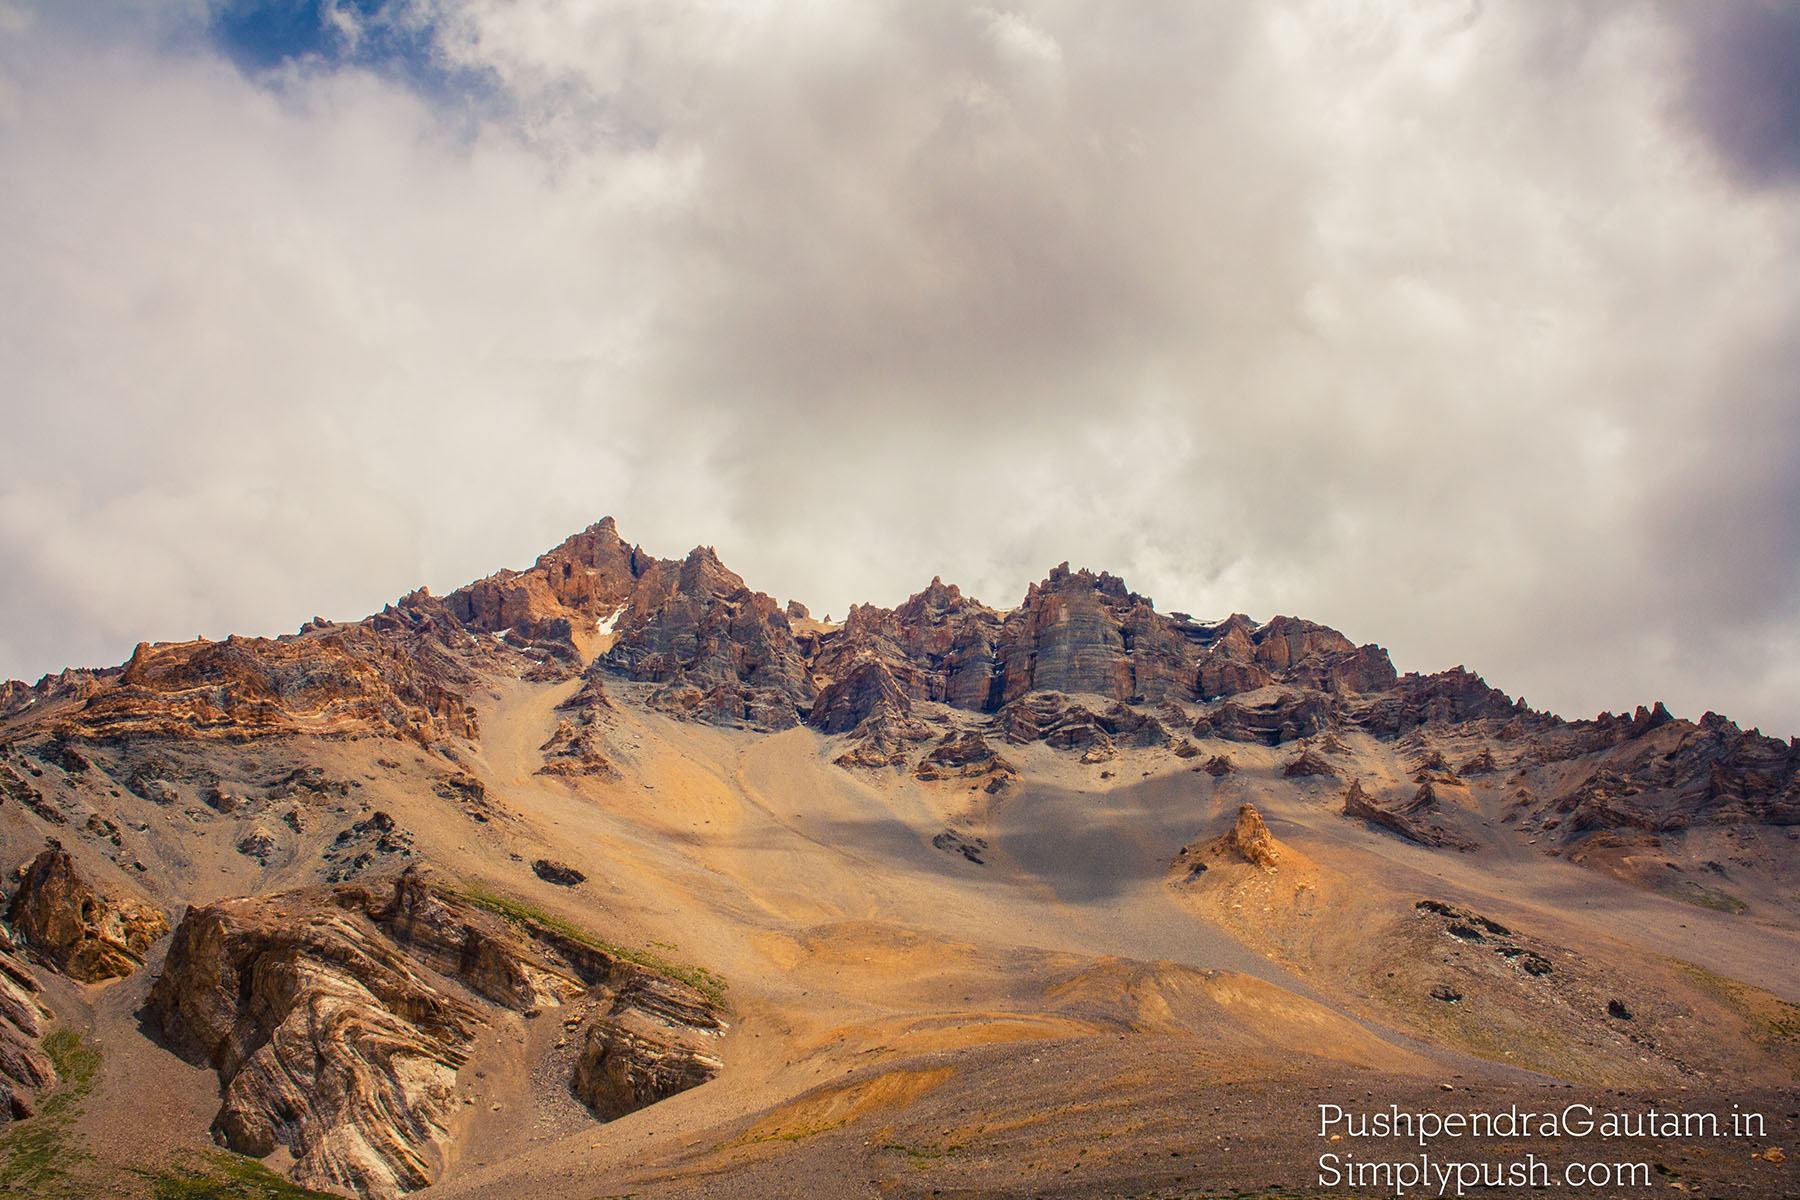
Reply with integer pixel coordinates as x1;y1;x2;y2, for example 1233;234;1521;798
1;0;1796;735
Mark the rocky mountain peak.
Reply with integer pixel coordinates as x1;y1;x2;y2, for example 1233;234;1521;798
446;515;654;652
897;576;975;619
676;545;745;598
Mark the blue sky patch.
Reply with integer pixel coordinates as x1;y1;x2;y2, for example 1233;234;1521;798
208;0;496;108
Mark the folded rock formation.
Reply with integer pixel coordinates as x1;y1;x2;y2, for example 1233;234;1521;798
146;869;724;1198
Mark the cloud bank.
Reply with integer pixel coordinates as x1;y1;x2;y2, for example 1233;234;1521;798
2;0;1797;734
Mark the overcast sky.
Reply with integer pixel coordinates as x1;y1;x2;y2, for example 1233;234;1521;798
2;1;1797;734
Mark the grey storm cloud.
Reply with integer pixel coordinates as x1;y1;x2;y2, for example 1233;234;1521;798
0;0;1796;735
1673;0;1800;188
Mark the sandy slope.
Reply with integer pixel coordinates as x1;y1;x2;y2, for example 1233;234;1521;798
18;672;1798;1198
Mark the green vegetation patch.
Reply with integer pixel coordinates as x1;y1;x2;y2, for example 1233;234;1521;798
0;1029;102;1196
1666;880;1748;913
138;1149;341;1200
1676;960;1800;1047
881;1139;964;1169
447;880;729;1003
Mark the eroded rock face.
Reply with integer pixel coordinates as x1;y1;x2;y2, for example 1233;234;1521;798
0;926;54;1122
1341;780;1477;851
62;613;479;746
1195;693;1335;746
811;580;1004;713
1282;750;1336;778
810;659;915;736
600;547;813;729
146;870;726;1198
537;715;619;779
7;848;167;982
149;885;485;1197
1227;804;1279;869
445;517;652;650
913;732;1017;791
571;979;724;1122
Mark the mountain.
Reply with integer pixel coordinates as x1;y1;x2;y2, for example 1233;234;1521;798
0;518;1796;1198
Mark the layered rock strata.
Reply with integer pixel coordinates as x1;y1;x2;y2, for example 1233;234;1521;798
147;869;724;1198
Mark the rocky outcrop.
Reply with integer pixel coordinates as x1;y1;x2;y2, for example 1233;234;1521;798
147;870;726;1198
6;848;167;982
1226;804;1279;869
1498;707;1800;849
1282;750;1336;778
532;860;586;886
0;926;54;1122
831;706;932;769
50;614;479;746
1196;616;1391;699
600;547;813;729
1171;802;1283;880
1251;616;1355;672
1196;654;1272;700
537;715;618;779
149;884;485;1197
572;1000;723;1121
1350;666;1520;736
807;565;1213;721
913;732;1017;791
809;579;1006;713
1341;780;1476;851
994;566;1143;704
1193;693;1336;746
809;659;915;736
997;693;1170;753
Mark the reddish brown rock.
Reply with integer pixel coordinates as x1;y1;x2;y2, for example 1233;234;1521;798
810;659;915;735
6;848;167;982
1197;654;1272;699
601;547;813;729
1252;616;1355;672
1341;780;1477;851
537;716;618;779
55;617;479;746
445;517;653;649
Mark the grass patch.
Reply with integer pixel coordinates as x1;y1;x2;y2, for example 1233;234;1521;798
0;1029;101;1196
1666;881;1747;914
1676;960;1800;1046
881;1140;962;1169
136;1149;342;1200
42;1030;100;1092
447;880;728;1003
741;1118;842;1144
